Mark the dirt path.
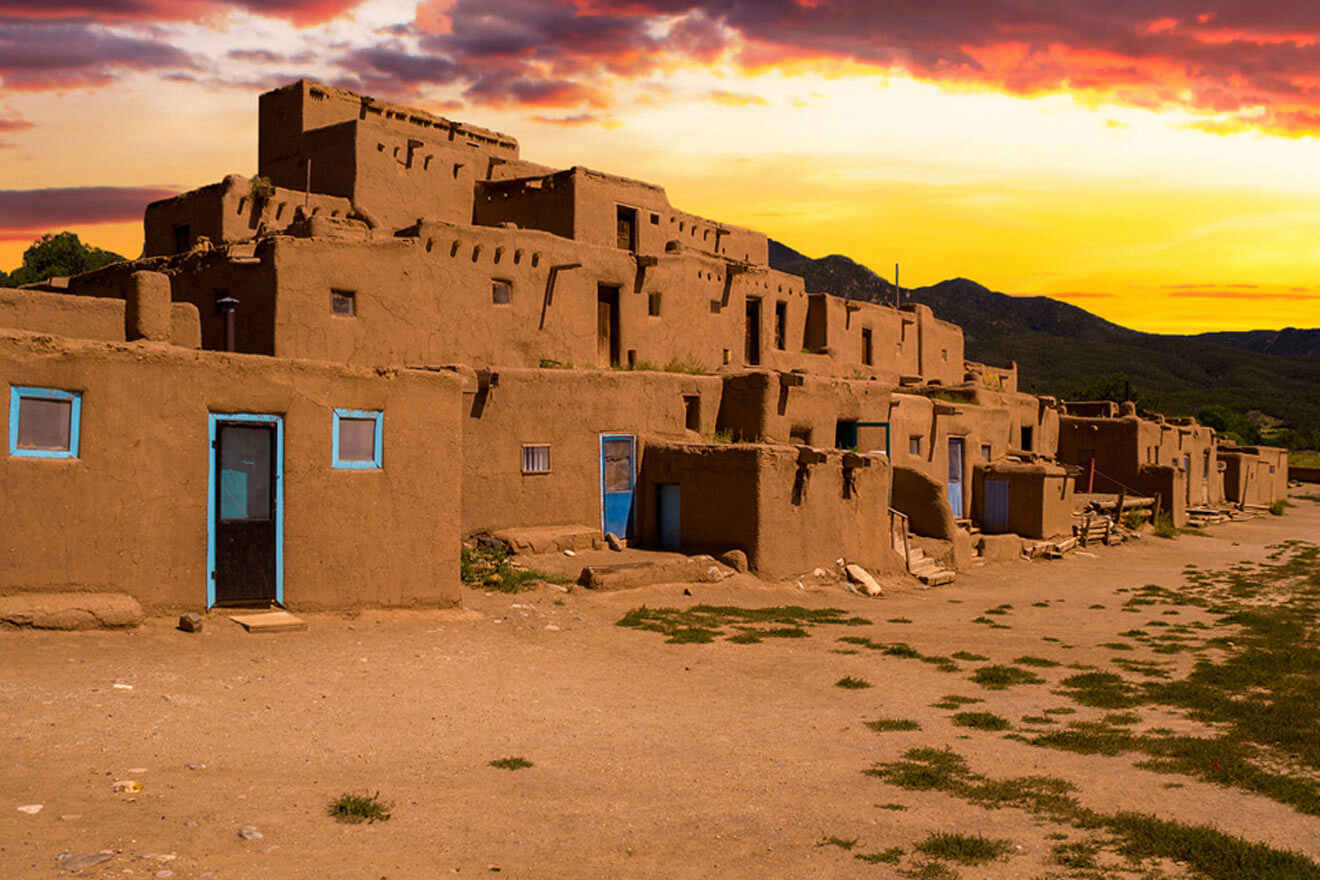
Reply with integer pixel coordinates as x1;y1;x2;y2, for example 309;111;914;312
3;496;1318;879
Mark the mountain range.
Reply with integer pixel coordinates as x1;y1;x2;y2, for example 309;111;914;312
768;242;1320;449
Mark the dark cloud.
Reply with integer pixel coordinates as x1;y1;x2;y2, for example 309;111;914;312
0;117;34;133
0;20;195;90
0;186;179;238
0;0;365;27
385;1;1320;130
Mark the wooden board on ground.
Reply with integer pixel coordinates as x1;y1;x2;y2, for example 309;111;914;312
229;610;307;633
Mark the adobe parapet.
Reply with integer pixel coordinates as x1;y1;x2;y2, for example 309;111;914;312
259;79;518;170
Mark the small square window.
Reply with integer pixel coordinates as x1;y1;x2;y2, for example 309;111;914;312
331;289;356;316
333;409;382;469
908;435;922;456
492;279;512;305
522;444;550;474
649;213;660;225
648;292;662;316
9;386;80;459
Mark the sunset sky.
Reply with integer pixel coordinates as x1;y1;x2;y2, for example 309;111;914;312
1;1;1319;333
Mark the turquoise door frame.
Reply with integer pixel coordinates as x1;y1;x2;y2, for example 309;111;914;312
600;433;636;538
947;436;965;518
207;412;284;608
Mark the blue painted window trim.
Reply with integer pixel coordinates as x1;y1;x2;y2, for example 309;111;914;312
332;408;383;469
9;385;82;459
207;413;284;609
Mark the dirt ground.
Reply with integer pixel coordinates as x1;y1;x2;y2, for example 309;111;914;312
3;496;1318;879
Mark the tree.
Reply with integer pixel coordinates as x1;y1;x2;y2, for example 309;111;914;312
1;232;126;288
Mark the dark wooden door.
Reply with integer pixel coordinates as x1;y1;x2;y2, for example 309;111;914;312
745;297;761;365
597;285;620;367
214;422;277;605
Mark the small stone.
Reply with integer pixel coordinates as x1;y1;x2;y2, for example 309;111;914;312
112;780;142;793
186;762;206;771
59;852;113;871
717;549;749;572
545;624;560;631
605;533;624;551
128;767;147;774
17;804;42;814
178;612;204;633
156;871;174;878
812;568;829;578
113;683;133;690
562;550;576;557
238;825;263;840
844;563;884;597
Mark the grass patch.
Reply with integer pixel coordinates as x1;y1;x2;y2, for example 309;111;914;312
1012;655;1061;667
888;617;914;624
867;747;1320;880
461;542;572;594
970;665;1044;689
855;846;904;864
1051;839;1100;869
951;651;988;661
617;604;869;644
1152;511;1178;539
932;694;983;709
914;832;1012;865
876;802;908;811
865;718;921;732
838;636;960;672
327;791;392;824
952;711;1011;731
488;756;534;770
837;676;873;689
818;835;857;850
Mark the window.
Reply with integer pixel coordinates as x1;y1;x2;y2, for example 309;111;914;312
683;395;701;431
521;444;550;474
774;301;787;350
941;348;948;361
861;327;873;365
1020;425;1034;452
332;409;382;469
9;386;81;459
491;279;512;305
173;224;190;254
908;435;922;456
981;443;992;460
331;289;356;316
649;213;660;225
790;425;812;445
648;292;662;316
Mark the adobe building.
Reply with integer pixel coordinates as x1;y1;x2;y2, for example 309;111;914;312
1;79;1284;612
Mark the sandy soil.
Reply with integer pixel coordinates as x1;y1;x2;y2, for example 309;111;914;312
3;496;1318;879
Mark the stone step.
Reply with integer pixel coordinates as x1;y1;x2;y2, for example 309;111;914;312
918;570;956;586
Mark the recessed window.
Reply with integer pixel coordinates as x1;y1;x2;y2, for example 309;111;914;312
683;395;701;431
9;386;81;459
331;289;356;316
492;279;512;305
908;435;922;456
981;443;992;459
774;301;787;350
333;409;382;469
521;444;550;474
1020;425;1034;452
861;327;874;365
648;292;662;316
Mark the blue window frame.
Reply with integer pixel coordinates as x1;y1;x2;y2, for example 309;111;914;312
332;408;383;469
9;386;81;459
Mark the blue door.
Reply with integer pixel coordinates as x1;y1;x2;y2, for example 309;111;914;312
985;479;1010;533
600;434;636;538
947;437;965;518
657;484;681;551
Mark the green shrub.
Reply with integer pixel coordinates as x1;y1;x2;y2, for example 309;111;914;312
327;791;391;824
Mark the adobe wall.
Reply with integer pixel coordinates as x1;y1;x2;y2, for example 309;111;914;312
4;281;201;349
474;172;576;240
1059;411;1219;506
1220;446;1288;505
717;371;894;447
458;368;724;535
258;79;517;183
0;330;462;611
68;252;279;356
971;463;1074;538
888;391;1014;519
144;175;354;256
636;441;900;579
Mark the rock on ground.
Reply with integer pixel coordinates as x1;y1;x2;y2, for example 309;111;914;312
0;592;144;630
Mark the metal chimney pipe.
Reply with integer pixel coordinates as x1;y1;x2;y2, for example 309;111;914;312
216;294;239;352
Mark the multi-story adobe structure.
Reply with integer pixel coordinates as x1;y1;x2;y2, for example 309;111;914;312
0;81;1285;612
